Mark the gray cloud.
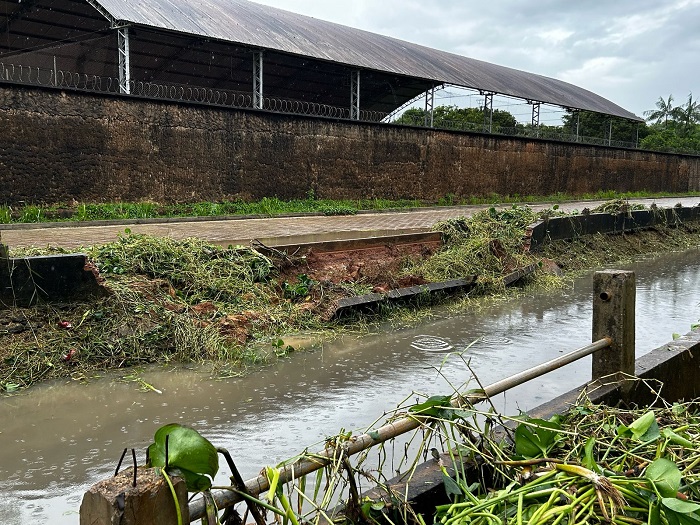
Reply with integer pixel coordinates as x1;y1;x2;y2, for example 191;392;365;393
253;0;700;117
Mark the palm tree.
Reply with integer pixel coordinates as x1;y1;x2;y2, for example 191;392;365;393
644;94;676;127
673;93;700;135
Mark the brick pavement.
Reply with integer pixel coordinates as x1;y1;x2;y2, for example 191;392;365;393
1;197;698;249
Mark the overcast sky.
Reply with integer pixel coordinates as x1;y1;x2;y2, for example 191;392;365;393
251;0;700;120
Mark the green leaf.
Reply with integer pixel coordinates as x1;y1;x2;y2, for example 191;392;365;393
168;467;214;492
665;510;700;525
662;428;695;448
662;498;700;514
645;458;682;498
441;472;463;498
582;437;597;471
408;395;453;418
146;424;219;492
618;411;660;441
514;419;561;458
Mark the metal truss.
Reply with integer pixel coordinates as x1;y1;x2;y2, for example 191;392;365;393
253;51;264;109
424;84;435;127
350;70;360;120
117;27;130;94
482;92;493;132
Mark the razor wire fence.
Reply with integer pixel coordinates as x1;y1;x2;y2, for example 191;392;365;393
0;60;641;148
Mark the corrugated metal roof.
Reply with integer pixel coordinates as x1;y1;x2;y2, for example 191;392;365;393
93;0;641;120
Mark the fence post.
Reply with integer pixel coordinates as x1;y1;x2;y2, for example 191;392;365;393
592;270;635;386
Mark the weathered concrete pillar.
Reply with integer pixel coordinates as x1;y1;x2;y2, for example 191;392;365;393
80;467;189;525
592;270;635;384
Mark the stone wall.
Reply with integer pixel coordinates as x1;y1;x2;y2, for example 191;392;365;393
1;85;698;204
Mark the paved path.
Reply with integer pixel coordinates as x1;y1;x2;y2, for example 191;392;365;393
2;197;699;249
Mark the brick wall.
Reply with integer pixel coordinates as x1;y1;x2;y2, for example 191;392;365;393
0;85;698;204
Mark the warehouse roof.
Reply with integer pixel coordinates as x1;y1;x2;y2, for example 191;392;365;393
0;0;641;120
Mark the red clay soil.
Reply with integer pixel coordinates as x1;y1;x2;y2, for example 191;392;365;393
277;241;441;293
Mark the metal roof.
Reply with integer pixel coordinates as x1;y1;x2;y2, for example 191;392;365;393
89;0;641;121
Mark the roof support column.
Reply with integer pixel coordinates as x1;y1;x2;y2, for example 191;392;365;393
531;102;540;137
483;92;493;133
253;50;264;109
575;110;580;142
350;70;361;120
424;84;435;127
117;27;131;94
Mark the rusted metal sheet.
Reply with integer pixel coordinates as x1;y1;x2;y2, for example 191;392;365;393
93;0;641;120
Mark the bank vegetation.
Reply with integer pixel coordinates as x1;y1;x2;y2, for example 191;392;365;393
1;201;700;393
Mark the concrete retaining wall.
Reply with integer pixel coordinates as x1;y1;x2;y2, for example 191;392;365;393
0;253;104;307
1;84;699;205
526;205;700;250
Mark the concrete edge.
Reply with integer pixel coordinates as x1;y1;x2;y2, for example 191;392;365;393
332;263;539;318
525;205;700;250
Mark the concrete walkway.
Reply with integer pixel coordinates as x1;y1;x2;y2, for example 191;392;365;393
2;197;699;249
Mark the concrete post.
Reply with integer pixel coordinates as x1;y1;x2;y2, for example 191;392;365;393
0;232;7;259
592;270;635;383
80;467;189;525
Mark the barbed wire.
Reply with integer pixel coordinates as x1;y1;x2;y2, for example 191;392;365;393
0;60;632;146
0;61;387;122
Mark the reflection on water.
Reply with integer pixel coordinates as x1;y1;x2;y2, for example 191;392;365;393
1;248;699;523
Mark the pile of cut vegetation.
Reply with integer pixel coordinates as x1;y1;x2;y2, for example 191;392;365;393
432;398;700;525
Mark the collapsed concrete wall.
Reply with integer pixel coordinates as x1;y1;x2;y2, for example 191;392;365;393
1;84;698;205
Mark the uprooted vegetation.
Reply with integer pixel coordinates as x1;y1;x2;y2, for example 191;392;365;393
249;381;700;525
1;203;700;392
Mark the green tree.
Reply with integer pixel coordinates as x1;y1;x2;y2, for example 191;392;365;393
673;93;700;136
644;94;677;127
640;127;700;154
394;105;520;133
562;110;646;145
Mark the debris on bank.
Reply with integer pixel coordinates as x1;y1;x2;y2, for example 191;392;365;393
1;202;700;392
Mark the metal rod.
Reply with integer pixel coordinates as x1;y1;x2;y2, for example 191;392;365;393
217;448;266;525
189;337;611;520
484;338;611;396
131;449;137;488
114;448;128;476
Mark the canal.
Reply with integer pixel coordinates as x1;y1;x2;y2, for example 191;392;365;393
1;248;699;523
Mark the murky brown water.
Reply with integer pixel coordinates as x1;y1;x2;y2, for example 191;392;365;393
1;249;699;523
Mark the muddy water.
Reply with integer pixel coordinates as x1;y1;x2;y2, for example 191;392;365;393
2;249;700;523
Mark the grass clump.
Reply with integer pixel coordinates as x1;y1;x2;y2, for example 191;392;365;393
404;205;540;293
0;232;331;390
1;191;698;225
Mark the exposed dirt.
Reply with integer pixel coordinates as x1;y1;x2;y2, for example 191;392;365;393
276;241;441;293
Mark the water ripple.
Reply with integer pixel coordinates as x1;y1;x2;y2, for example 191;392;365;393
410;335;453;352
477;335;513;347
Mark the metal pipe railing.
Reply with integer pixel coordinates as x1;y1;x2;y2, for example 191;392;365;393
189;337;613;520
